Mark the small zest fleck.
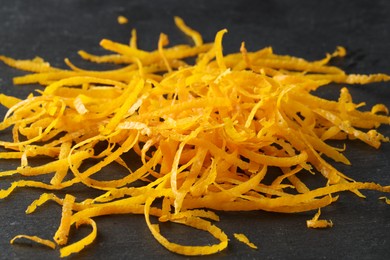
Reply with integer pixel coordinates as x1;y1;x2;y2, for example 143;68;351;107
379;196;390;205
117;15;128;24
234;233;258;249
306;208;334;229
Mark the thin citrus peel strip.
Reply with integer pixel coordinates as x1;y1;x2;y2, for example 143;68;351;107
0;17;389;257
306;208;333;228
10;235;56;249
234;233;258;249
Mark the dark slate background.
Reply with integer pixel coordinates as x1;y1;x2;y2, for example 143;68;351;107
0;0;389;259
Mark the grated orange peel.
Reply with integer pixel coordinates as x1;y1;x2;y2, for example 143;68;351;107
0;17;389;257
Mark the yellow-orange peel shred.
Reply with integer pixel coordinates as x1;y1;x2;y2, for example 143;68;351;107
234;233;258;249
117;15;128;25
306;208;333;229
0;17;390;256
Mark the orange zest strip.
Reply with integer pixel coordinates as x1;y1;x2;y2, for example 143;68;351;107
54;194;76;245
10;235;56;249
233;233;258;249
306;208;333;228
59;218;97;257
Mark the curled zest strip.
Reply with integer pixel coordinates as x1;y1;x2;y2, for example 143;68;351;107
10;235;56;249
144;196;228;256
59;218;98;258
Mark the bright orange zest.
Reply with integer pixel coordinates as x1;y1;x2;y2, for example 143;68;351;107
0;17;389;257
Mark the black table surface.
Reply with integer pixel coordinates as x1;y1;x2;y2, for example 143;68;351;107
0;0;390;259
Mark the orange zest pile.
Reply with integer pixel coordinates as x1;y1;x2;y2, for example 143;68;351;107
0;17;390;257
